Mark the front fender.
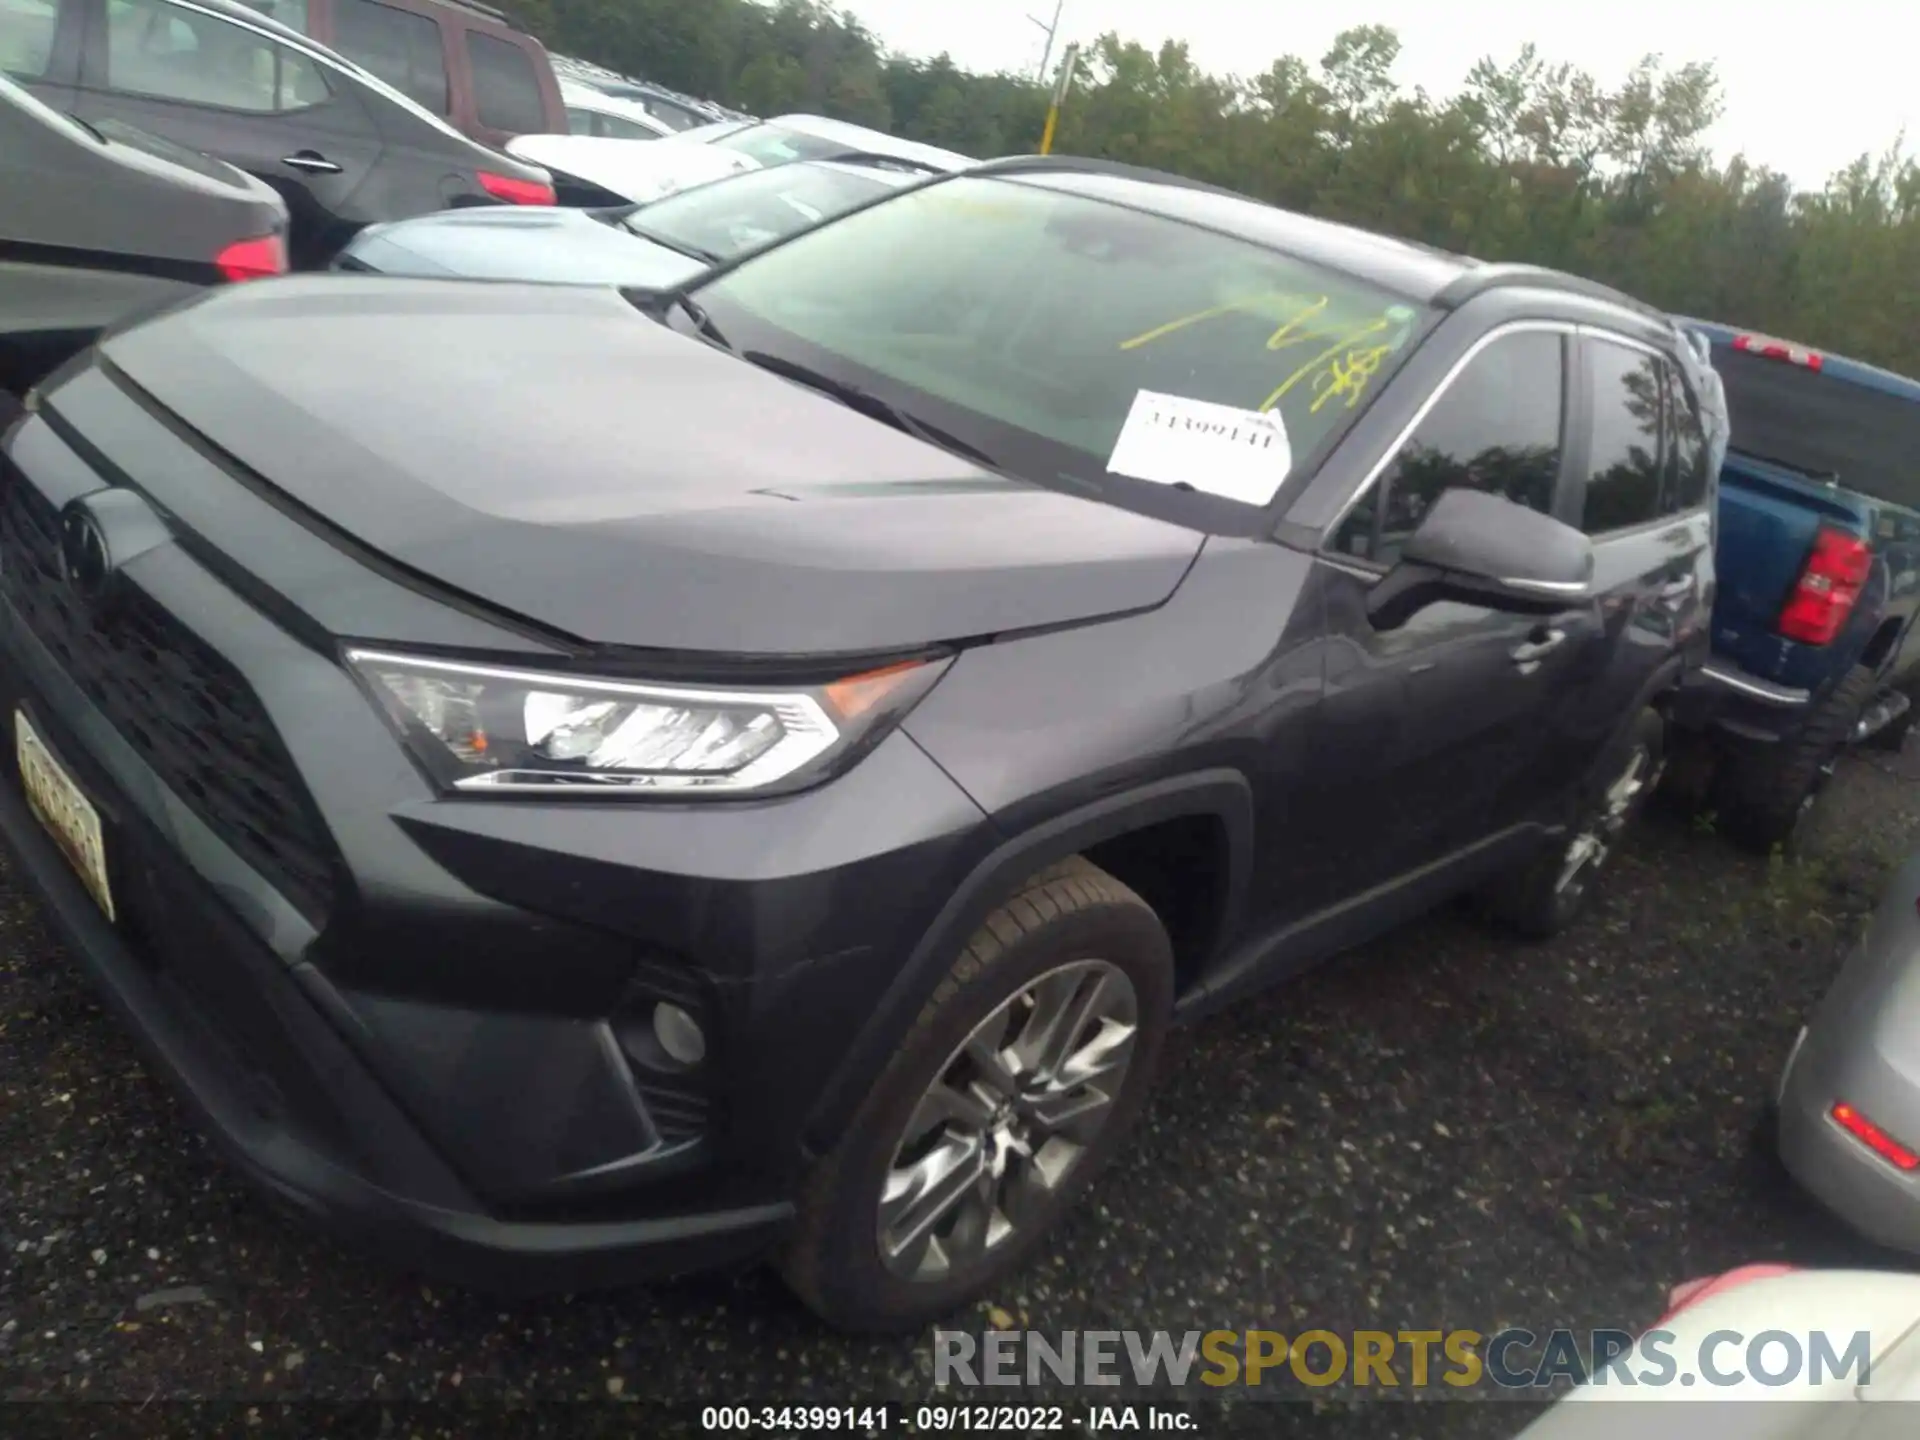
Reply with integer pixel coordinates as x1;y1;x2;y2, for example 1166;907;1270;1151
798;768;1253;1158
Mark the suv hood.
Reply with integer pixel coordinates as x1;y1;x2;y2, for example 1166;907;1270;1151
339;206;707;288
93;278;1205;656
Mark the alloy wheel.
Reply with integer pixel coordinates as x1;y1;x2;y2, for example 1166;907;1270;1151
876;958;1138;1281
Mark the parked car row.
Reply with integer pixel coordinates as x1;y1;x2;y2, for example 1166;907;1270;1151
5;56;1920;1345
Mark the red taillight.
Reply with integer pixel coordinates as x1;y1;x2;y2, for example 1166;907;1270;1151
1777;526;1871;645
1655;1263;1799;1327
1831;1101;1920;1171
477;171;555;206
1734;332;1825;371
213;233;287;282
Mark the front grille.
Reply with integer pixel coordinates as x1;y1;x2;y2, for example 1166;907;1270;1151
0;463;337;921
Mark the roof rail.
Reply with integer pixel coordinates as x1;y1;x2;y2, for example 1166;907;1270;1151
1432;262;1667;319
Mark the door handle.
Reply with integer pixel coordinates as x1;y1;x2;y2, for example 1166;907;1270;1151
1510;628;1567;667
281;151;343;174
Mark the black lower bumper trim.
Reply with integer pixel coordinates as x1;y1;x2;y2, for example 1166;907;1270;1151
0;752;791;1294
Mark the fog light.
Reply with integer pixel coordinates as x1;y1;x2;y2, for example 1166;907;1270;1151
653;1001;706;1067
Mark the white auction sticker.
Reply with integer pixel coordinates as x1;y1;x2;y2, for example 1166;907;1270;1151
1105;390;1292;504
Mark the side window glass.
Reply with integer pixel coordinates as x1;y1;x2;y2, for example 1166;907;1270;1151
1661;361;1710;513
2;0;62;79
564;105;594;135
234;0;307;32
598;112;659;140
104;0;280;111
1333;330;1564;565
332;0;447;115
1580;340;1665;534
466;31;544;134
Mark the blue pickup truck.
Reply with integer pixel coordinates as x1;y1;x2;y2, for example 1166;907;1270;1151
1672;320;1920;849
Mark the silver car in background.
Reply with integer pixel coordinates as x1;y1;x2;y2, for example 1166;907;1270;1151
1778;850;1920;1251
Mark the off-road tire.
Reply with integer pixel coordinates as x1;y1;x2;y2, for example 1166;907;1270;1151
779;856;1173;1333
1713;663;1879;853
1482;706;1665;940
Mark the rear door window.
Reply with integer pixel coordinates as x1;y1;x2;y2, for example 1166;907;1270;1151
101;0;324;113
1;0;61;79
1580;337;1666;534
466;30;543;133
1661;361;1710;513
332;0;446;115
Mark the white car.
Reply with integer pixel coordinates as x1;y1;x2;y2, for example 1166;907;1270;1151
557;80;676;142
507;113;972;209
1513;1265;1920;1437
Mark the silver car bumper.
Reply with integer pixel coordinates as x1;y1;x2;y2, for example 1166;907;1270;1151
1779;863;1920;1252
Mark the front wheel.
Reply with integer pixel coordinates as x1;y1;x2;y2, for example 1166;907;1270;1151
780;857;1173;1332
1483;706;1665;939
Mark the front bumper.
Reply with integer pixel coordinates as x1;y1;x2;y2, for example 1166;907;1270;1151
0;413;992;1290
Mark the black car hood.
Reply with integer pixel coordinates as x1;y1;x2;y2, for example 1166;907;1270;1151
94;278;1204;657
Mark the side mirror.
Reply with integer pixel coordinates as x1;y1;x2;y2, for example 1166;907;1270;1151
1366;488;1594;630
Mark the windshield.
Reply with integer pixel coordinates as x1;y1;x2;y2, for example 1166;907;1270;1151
686;174;1436;515
708;123;854;167
623;163;892;260
1717;347;1920;509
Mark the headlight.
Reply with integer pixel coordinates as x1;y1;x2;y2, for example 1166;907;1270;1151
346;649;949;797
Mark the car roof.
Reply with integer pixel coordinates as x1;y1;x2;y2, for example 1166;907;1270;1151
965;158;1664;320
761;114;972;172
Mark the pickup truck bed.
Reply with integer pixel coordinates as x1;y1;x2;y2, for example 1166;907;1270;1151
1673;320;1920;848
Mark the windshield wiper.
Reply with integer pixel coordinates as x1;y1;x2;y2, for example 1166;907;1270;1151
669;294;735;352
740;350;1002;471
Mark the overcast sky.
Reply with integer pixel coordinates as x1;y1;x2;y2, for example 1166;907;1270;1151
844;0;1915;191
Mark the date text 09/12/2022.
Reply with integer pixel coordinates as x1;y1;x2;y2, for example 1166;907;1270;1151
699;1404;1196;1432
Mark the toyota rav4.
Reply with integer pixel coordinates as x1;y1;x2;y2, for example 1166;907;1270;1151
0;157;1713;1331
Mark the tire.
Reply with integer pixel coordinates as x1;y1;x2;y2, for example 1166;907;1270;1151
1713;663;1878;853
779;856;1174;1332
1482;706;1665;939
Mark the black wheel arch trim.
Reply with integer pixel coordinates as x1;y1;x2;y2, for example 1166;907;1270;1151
798;768;1254;1159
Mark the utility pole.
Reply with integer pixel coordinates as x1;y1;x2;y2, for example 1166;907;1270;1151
1029;0;1064;82
1038;40;1078;155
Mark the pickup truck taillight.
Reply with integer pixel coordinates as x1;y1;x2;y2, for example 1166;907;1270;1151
1777;526;1871;645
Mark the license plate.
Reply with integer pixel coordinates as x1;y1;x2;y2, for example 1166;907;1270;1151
16;711;114;922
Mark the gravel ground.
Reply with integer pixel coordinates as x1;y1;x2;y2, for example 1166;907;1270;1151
5;746;1920;1439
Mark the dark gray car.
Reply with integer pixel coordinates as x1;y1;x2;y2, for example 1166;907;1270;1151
0;71;287;396
0;158;1713;1332
8;0;554;266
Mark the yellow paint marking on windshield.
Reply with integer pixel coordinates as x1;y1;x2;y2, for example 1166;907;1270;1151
1309;344;1394;413
1120;294;1338;354
1117;297;1404;415
1259;319;1392;412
